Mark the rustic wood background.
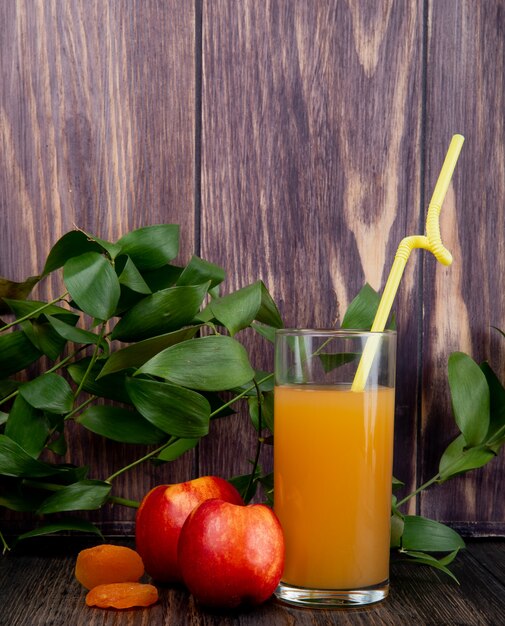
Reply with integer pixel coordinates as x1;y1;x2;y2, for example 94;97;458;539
0;0;503;536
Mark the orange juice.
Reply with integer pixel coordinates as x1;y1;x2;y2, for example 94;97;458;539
274;384;395;589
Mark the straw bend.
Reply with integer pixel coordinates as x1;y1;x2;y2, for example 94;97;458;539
426;206;453;265
350;134;464;392
394;235;430;262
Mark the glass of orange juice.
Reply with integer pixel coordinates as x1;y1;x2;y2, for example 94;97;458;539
274;329;396;607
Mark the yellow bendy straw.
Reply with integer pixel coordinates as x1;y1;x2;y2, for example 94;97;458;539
351;134;465;392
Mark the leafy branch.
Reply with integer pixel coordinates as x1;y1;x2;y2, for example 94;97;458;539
391;342;504;580
0;225;283;552
343;286;504;581
0;228;503;587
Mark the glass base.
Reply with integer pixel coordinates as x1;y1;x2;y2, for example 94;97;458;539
274;579;389;608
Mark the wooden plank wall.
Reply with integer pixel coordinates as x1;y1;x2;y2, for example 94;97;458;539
0;0;197;533
0;0;503;536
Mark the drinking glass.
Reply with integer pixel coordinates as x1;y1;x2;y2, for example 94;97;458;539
274;329;396;607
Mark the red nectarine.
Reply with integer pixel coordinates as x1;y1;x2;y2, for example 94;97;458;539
178;499;285;608
135;476;243;582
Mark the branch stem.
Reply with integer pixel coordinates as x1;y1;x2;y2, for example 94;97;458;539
0;528;10;554
108;496;140;508
73;322;107;399
245;379;263;501
396;474;440;508
0;390;18;406
0;292;69;333
21;480;139;508
106;437;177;483
104;374;274;484
487;423;505;447
46;345;89;375
209;373;273;419
64;395;97;421
22;479;65;492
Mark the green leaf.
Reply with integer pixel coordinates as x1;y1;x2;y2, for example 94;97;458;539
116;256;152;294
43;465;89;484
4;396;49;457
231;371;274;396
198;281;283;336
112;283;208;341
0;435;63;478
16;519;104;542
21;319;68;360
76;405;166;444
19;373;74;414
47;431;67;456
154;437;199;462
126;378;211;437
0;331;42;377
0;379;21;400
37;479;112;514
251;322;277;343
137;335;255;391
439;434;496;480
0;276;40;314
204;392;236;418
63;252;121;320
341;283;380;329
97;327;200;378
392;476;405;490
403;548;461;567
113;285;146;315
401;549;461;583
116;224;180;270
228;465;262;504
177;255;225;288
248;390;274;432
259;472;274;506
319;352;359;373
448;352;490;445
7;305;78;360
0;411;8;425
480;361;505;451
141;265;183;292
437;549;463;567
45;314;106;347
67;359;131;404
390;511;404;548
42;231;105;276
401;515;465;552
0;489;47;512
2;299;78;323
80;230;122;260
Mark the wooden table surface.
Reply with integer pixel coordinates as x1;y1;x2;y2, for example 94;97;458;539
0;538;503;625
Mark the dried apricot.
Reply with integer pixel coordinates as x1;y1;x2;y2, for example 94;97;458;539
86;582;159;609
75;544;144;590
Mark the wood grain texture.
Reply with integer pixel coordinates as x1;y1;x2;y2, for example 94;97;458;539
1;538;504;625
420;0;505;530
0;0;503;536
0;0;197;532
199;0;423;501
